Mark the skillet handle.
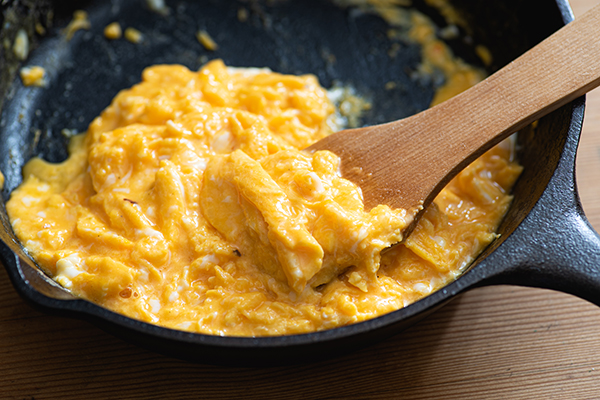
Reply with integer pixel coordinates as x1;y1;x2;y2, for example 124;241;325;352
478;139;600;307
473;96;600;305
491;204;600;306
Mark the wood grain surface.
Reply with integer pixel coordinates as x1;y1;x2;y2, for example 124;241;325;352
2;1;600;398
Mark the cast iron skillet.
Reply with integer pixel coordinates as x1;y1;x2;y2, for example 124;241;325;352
0;0;598;366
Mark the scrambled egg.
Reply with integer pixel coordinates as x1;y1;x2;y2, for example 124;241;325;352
19;66;47;87
7;58;521;336
63;10;91;41
104;22;123;40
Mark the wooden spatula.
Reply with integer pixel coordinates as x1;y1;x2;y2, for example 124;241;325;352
308;3;600;234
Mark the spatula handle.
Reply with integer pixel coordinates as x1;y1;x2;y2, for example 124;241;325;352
400;1;600;210
311;3;600;216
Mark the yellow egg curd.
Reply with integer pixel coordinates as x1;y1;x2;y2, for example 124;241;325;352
7;59;522;336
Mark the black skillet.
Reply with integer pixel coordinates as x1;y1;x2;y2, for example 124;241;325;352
0;0;598;366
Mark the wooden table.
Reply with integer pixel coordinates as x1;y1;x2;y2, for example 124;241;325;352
2;1;600;398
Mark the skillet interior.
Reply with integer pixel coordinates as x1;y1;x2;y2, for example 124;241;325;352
0;0;578;364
